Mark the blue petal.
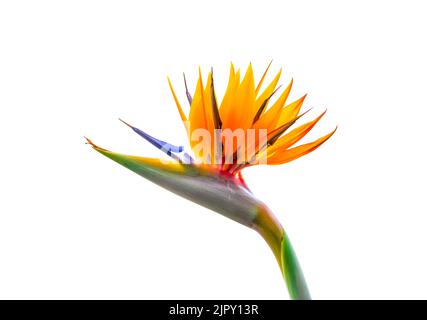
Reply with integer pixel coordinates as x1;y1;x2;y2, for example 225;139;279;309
119;119;190;161
131;126;183;154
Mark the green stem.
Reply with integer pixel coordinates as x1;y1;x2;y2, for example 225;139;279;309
254;206;311;300
281;233;311;300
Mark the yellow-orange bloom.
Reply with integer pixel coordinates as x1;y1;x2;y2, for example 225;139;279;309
86;62;336;300
167;62;336;171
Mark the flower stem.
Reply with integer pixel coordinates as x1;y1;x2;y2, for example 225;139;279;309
254;205;311;300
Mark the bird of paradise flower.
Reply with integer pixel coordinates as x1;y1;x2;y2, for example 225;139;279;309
86;62;336;300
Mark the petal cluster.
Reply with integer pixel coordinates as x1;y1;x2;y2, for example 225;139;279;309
168;62;336;172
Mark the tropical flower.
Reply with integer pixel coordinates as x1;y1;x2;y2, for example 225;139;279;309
86;62;336;300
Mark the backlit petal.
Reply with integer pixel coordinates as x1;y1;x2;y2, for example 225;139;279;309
253;69;282;119
268;110;327;154
266;127;337;165
253;78;293;132
167;77;188;133
255;60;273;96
274;94;307;130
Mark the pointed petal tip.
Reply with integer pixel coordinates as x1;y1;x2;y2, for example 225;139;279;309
316;109;327;118
84;137;108;152
118;118;133;129
311;109;328;124
166;76;174;88
84;136;94;146
332;125;338;134
271;84;283;97
266;125;337;165
300;107;313;117
320;125;338;142
247;62;254;73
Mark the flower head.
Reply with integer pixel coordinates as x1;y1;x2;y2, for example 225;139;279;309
86;62;336;300
167;62;336;172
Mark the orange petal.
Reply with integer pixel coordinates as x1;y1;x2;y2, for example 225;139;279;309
232;63;255;131
266;127;337;165
209;71;221;129
203;71;217;159
219;63;239;130
167;77;188;134
189;68;208;155
255;60;273;96
268;110;327;154
248;111;305;164
253;69;282;117
253;78;293;132
273;94;307;130
203;70;214;131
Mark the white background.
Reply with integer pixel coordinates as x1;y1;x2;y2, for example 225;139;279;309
1;1;426;299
